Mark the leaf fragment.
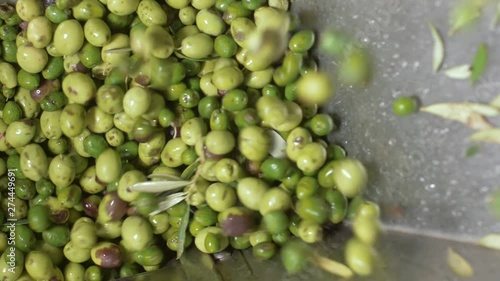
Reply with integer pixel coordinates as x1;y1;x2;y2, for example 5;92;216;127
465;145;480;158
487;189;500;219
471;43;488;84
421;103;498;129
478;234;500;250
105;47;132;54
129;180;192;193
490;95;500;109
150;192;188;215
447;248;474;278
268;130;287;158
470;128;500;143
449;1;482;35
177;203;191;259
443;64;471;80
428;22;444;72
314;254;354;279
148;174;184;181
181;160;200;180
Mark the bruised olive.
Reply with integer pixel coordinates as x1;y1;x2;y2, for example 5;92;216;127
83;195;101;218
97;192;128;222
91;242;123;269
219;207;256;237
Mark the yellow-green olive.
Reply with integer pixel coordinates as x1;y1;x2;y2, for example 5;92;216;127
63;241;91;263
17;44;49;73
16;0;44;21
20;143;48;181
60;104;87;137
137;0;168;26
54;20;85;56
101;33;130;67
117;170;146;202
84;18;112;47
62;72;97;105
107;0;140;16
49;155;75;188
25;251;54;280
40;110;63;140
27;16;53;48
96;148;121;183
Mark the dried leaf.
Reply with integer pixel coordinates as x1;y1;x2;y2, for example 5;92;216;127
478;234;500;250
428;22;444;72
471;43;488;84
268;130;287;158
314;255;354;279
470;128;500;143
150;192;188;215
181;160;200;180
443;64;471;79
421;103;498;129
490;94;500;108
447;248;474;277
129;180;191;193
177;203;191;259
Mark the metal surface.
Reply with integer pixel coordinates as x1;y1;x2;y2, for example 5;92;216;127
4;0;500;279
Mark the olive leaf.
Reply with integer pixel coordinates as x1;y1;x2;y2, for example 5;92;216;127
2;219;28;226
421;103;499;130
488;189;500;218
150;192;188;216
447;248;474;278
148;174;184;181
268;130;287;158
478;234;500;250
129;180;192;193
174;51;214;62
428;22;444;72
443;64;471;80
449;0;484;35
181;160;200;180
104;47;133;54
465;145;480;157
313;254;354;279
471;43;488;84
470;128;500;143
491;94;500;108
177;203;191;259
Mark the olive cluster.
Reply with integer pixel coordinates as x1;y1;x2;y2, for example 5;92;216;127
0;0;380;280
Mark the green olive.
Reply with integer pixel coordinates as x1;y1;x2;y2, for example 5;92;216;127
20;143;48;181
54;20;84;56
205;183;237;212
194;227;229;254
345;238;375;276
62;72;97;104
27;16;53;49
107;0;139;16
48;155;75;188
101;33;130;66
60;104;87;137
42;225;70;247
237;177;270;211
84;18;112;47
17;43;48;73
64;262;85;281
63;241;91;263
25;251;54;280
259;187;292;215
238;126;270;161
318;158;368;198
16;0;44;21
137;0;167;26
5;120;36;148
95;148;121;184
121;216;154;252
181;33;214;59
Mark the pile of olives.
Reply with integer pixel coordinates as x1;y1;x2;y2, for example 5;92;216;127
0;0;381;280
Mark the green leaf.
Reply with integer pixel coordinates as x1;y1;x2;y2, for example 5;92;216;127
2;219;28;226
177;203;191;259
465;145;480;158
428;22;444;72
488;189;500;219
150;192;188;216
471;43;488;84
470;128;500;143
443;64;471;80
104;47;132;54
478;234;500;250
174;51;214;62
447;248;474;278
129;180;192;193
449;1;483;35
181;160;200;180
268;130;287;158
148;174;184;181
